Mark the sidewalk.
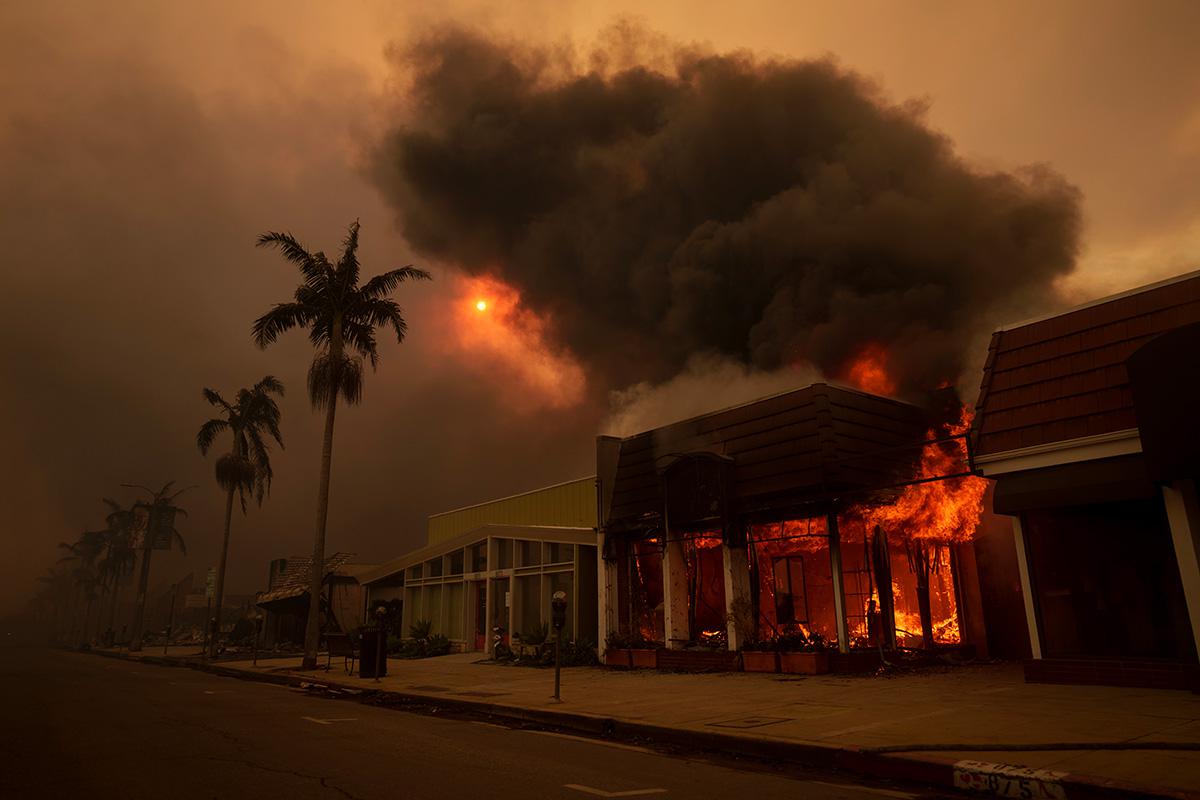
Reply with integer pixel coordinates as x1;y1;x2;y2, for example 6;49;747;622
96;648;1200;799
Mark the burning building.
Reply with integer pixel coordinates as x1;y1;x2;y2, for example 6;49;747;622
972;270;1200;689
596;382;992;668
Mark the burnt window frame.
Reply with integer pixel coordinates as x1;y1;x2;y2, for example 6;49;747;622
772;555;810;625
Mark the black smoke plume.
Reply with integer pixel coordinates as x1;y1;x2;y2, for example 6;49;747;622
373;24;1081;396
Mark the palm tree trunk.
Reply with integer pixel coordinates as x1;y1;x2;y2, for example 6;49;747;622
83;595;95;646
106;573;122;643
302;392;338;669
209;485;237;658
129;539;154;652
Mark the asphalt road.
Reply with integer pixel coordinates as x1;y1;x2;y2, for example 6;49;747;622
0;647;950;799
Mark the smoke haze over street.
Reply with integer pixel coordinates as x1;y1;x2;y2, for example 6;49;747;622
3;0;1199;614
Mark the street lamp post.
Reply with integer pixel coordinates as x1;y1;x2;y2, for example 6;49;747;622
551;590;568;702
373;605;387;683
252;611;263;667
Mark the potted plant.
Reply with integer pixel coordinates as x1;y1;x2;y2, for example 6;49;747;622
741;639;779;673
728;596;775;672
777;630;832;675
604;630;633;667
628;633;658;669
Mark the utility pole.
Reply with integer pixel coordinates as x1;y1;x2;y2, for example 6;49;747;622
164;582;177;656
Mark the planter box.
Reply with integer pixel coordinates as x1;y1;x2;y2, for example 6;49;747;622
779;651;831;675
604;648;632;668
655;648;738;672
629;648;658;669
742;650;779;673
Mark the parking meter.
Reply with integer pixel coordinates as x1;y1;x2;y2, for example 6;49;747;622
551;591;568;631
551;591;568;700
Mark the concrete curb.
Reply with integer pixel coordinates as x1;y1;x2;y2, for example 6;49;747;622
89;649;1200;800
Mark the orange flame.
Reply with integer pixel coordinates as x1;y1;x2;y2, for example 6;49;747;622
843;342;897;396
449;274;586;410
862;407;986;544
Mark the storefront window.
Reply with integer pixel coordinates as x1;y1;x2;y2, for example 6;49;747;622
469;542;487;572
772;557;808;625
545;542;574;564
617;537;664;642
518;540;542;567
495;539;513;570
749;518;838;646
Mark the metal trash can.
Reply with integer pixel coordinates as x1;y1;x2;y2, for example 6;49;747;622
358;628;388;678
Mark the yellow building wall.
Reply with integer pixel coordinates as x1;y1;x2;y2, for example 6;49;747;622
427;477;596;545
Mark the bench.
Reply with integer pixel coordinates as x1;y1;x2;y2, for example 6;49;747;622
325;633;357;674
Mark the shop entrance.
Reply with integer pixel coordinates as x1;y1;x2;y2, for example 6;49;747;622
472;580;487;651
489;577;510;650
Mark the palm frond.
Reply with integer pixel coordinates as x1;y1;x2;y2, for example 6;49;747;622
256;231;327;286
252;302;315;348
359;265;432;300
339;355;364;406
342;319;380;368
336;219;361;290
196;418;229;455
202;387;233;412
307;351;364;409
215;453;256;496
253;375;285;397
355;296;409;346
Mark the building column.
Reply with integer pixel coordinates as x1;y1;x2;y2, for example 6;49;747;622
484;579;496;655
723;543;752;651
1011;515;1043;660
598;532;617;650
827;514;850;654
1163;479;1200;658
662;537;689;649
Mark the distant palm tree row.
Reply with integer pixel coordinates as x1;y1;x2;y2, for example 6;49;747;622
35;222;429;664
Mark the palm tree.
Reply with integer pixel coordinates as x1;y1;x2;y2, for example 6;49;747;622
58;529;107;646
98;498;139;644
253;220;430;668
197;375;285;658
35;565;74;644
126;482;189;652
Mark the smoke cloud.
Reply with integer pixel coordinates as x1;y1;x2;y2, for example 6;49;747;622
373;24;1082;397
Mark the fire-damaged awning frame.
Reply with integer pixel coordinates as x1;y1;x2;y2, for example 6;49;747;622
598;385;981;655
602;427;978;548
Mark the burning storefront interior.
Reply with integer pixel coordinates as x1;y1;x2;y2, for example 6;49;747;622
596;382;999;672
972;269;1200;689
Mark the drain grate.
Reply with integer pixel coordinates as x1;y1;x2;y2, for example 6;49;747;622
708;716;792;729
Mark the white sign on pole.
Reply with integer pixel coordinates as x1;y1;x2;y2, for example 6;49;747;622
205;567;216;600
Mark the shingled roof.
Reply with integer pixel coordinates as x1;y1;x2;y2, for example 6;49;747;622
605;383;931;528
972;270;1200;457
256;552;354;605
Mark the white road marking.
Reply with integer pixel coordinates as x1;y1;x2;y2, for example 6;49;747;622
564;785;667;797
808;781;916;799
301;716;358;725
202;690;232;695
526;730;652;754
470;721;511;730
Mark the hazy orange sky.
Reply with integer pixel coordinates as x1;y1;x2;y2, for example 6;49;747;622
2;1;1197;614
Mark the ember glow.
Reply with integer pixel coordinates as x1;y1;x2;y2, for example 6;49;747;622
842;343;897;396
448;274;586;410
